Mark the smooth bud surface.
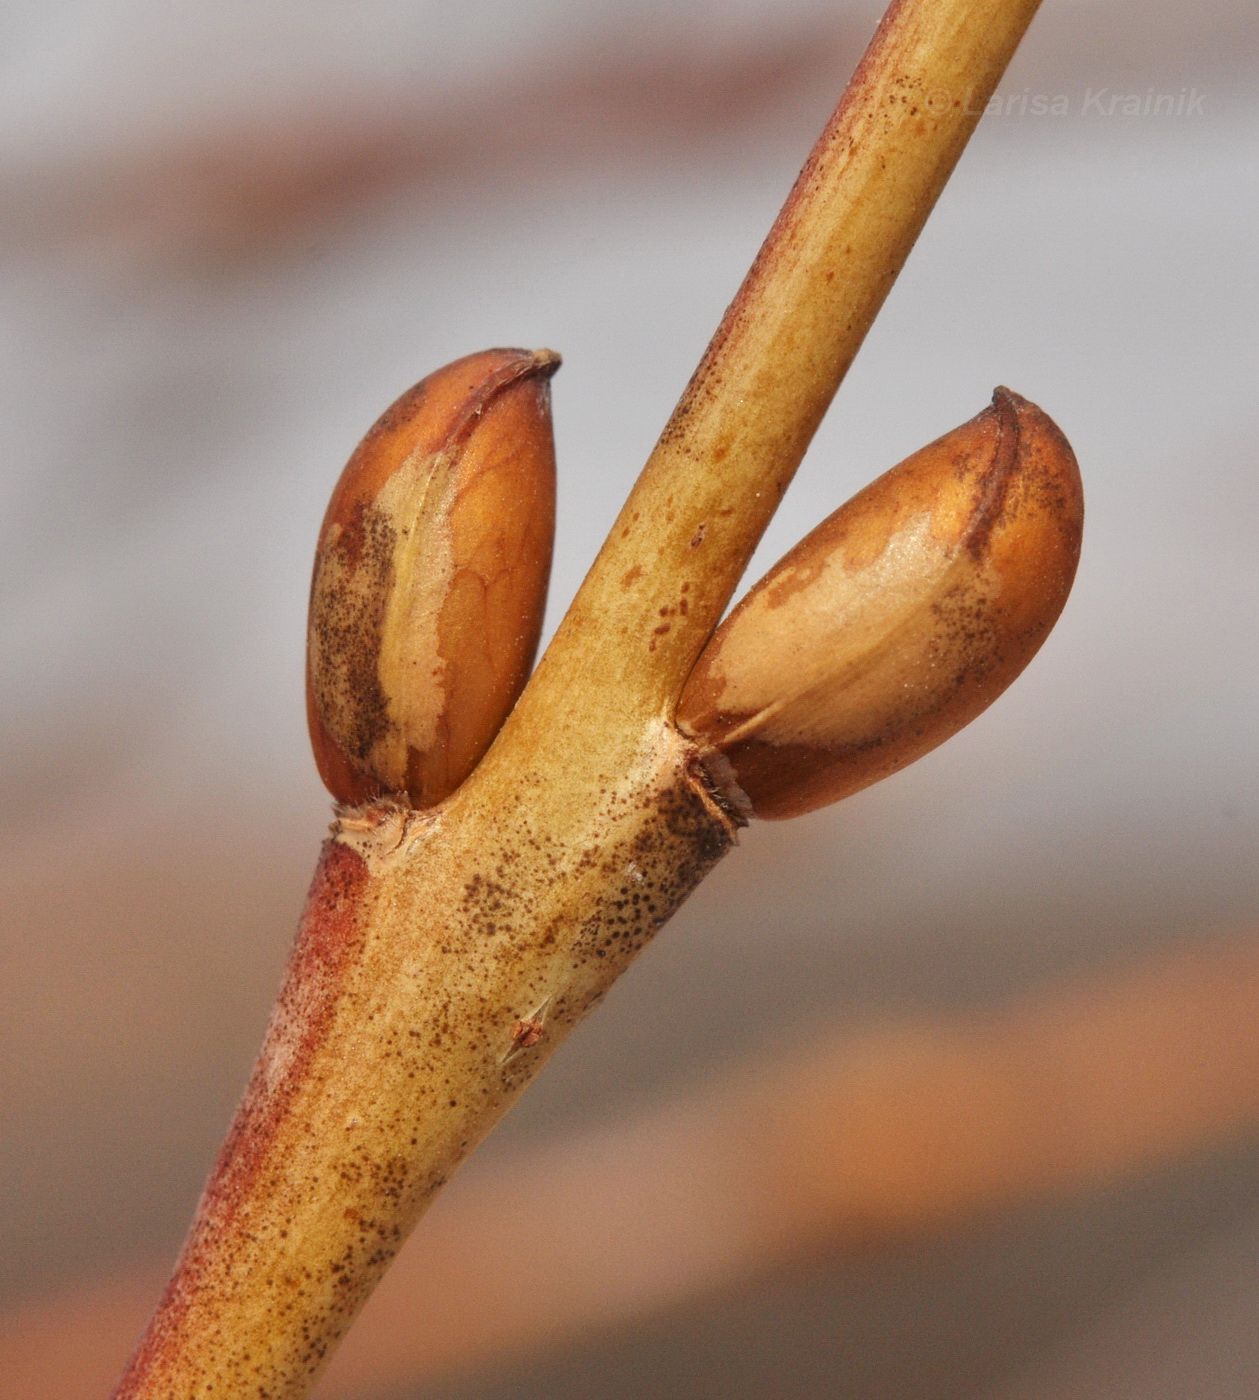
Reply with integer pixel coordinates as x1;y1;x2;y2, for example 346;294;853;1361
677;389;1083;819
308;348;559;808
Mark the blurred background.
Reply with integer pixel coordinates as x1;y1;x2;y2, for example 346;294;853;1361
2;0;1258;1395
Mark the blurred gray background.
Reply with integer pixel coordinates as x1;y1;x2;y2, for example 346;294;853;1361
2;0;1258;1395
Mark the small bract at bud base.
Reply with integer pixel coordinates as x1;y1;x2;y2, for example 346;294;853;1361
676;389;1084;820
307;348;559;809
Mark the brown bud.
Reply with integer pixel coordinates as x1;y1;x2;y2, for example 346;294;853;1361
676;388;1083;820
307;347;560;808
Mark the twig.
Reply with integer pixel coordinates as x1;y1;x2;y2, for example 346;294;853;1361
114;0;1046;1395
18;933;1259;1396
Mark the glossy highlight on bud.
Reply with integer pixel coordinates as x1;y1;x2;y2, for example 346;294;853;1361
308;348;559;809
677;389;1083;819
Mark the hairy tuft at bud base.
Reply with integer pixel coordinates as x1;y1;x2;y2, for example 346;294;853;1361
676;389;1084;820
307;348;560;809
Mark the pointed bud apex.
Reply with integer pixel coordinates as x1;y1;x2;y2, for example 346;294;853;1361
307;347;560;808
677;389;1083;819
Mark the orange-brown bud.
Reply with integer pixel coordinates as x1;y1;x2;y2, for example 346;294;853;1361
307;347;560;808
676;388;1083;820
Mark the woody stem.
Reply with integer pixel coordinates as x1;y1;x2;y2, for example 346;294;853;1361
529;0;1043;738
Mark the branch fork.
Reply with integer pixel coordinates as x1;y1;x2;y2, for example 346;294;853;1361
114;0;1081;1394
